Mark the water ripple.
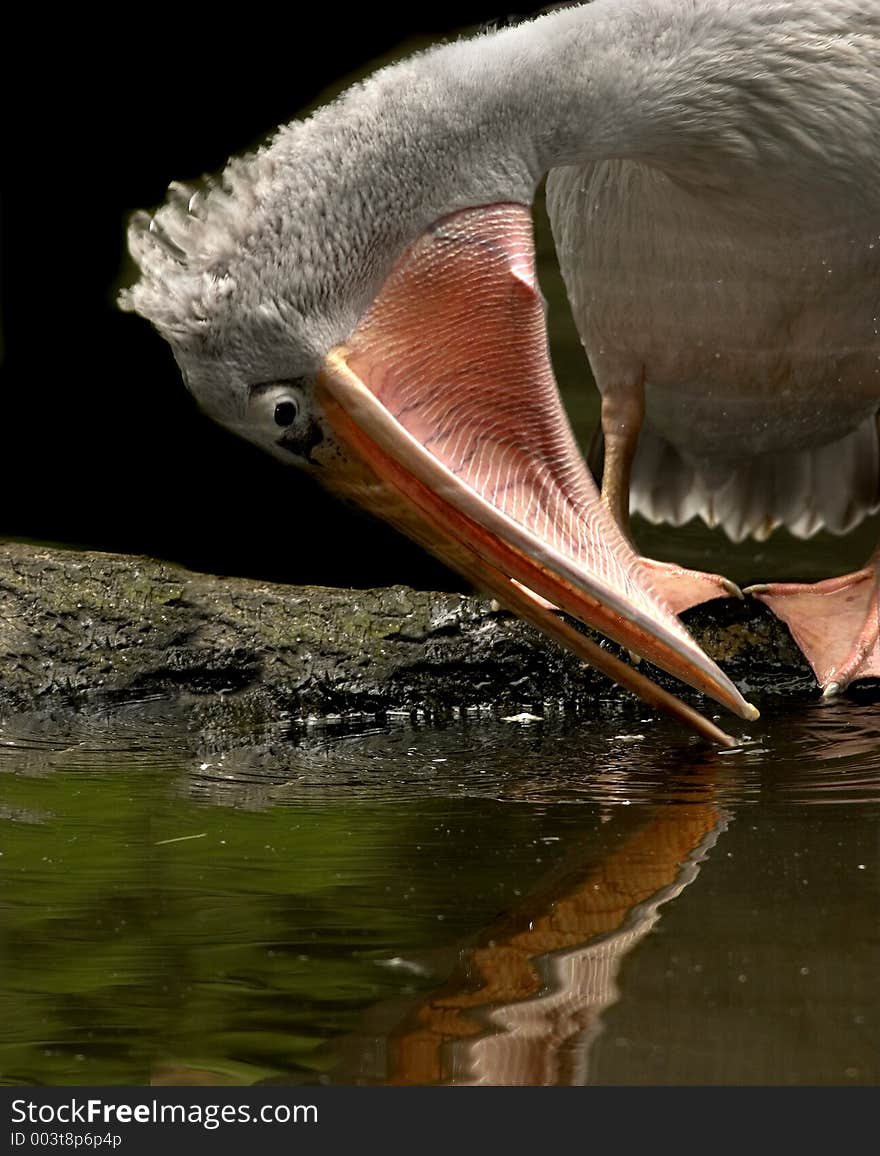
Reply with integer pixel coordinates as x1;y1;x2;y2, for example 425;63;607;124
1;693;877;810
185;696;880;811
0;696;195;777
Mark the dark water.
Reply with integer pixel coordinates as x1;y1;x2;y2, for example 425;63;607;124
1;695;877;1086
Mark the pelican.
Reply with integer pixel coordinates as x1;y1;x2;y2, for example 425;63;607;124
120;0;879;745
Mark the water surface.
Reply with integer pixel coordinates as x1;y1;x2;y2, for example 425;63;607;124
1;695;876;1086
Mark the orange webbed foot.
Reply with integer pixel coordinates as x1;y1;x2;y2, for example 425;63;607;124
746;566;880;695
639;558;743;617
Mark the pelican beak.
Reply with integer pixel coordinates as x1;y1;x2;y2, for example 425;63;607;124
316;203;757;745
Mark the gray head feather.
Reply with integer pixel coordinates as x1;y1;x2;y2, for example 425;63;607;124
119;159;273;347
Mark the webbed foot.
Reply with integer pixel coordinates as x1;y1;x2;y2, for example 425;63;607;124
640;557;743;617
746;565;880;694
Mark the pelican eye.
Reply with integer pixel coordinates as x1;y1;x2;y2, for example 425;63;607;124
273;400;299;427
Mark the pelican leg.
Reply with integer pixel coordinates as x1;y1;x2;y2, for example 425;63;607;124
598;378;741;615
747;554;880;694
598;377;645;538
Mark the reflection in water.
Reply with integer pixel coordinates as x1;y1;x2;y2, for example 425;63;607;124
341;798;726;1085
0;696;877;1086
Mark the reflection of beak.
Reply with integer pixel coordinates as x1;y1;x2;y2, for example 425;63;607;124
316;203;757;745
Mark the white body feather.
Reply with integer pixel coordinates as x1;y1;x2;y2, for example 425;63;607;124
548;155;880;539
546;1;880;540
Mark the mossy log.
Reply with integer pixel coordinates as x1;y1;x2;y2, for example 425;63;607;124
0;540;813;722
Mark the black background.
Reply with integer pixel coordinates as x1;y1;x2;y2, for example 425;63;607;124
2;8;542;589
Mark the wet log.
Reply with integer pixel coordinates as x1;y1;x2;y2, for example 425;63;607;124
0;540;812;721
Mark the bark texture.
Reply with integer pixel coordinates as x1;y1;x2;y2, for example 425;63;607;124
0;540;812;721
